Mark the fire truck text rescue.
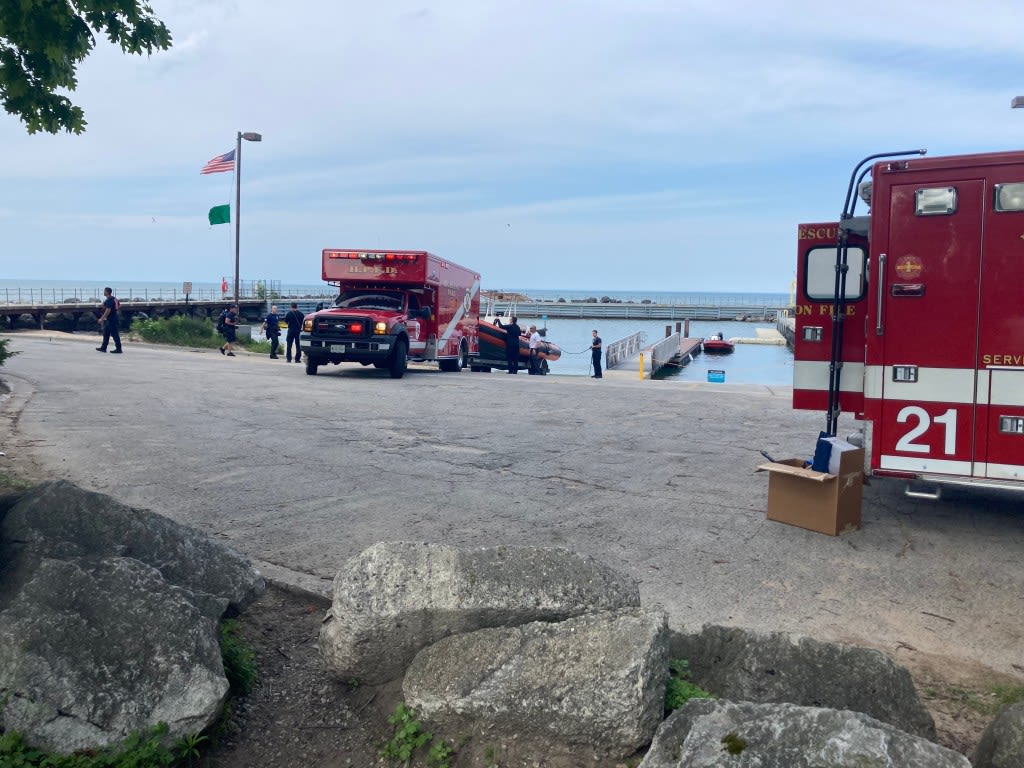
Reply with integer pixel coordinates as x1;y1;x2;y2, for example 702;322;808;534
300;250;480;379
794;149;1024;492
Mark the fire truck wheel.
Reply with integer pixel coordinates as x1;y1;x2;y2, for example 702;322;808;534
305;359;319;376
389;339;408;379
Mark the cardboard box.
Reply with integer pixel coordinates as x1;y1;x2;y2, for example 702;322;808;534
757;448;864;535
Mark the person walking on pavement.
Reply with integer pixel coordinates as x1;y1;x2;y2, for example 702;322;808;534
219;304;238;357
495;315;522;373
95;287;122;354
262;305;281;359
284;302;304;363
528;324;542;375
590;329;603;378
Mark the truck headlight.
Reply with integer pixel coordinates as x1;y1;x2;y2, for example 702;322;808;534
302;319;313;332
374;321;388;334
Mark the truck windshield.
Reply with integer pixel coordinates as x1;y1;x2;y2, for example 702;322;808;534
333;291;404;312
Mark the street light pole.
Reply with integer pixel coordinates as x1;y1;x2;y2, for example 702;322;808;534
233;130;263;307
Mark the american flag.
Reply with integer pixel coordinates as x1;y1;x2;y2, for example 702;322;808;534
200;150;235;175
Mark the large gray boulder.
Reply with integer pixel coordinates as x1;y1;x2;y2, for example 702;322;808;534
319;541;640;683
405;607;669;765
0;480;262;610
671;624;936;739
0;481;264;753
640;699;970;768
973;702;1024;768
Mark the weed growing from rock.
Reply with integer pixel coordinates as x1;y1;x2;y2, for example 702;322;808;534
665;659;716;714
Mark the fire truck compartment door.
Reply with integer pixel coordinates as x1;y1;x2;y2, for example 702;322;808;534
875;179;983;477
980;369;1024;481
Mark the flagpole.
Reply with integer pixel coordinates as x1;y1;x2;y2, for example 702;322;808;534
233;131;242;308
233;131;263;309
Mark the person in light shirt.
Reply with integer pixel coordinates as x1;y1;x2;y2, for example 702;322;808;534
528;325;541;375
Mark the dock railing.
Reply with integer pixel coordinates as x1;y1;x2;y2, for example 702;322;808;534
605;331;647;369
648;333;682;375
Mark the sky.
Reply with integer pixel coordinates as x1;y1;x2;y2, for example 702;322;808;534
4;0;1024;293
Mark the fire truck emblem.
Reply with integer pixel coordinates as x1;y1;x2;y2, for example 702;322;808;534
894;255;923;279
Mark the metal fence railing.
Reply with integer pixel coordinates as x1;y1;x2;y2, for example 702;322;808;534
605;331;647;368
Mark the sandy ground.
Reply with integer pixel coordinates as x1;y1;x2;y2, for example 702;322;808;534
2;330;1023;762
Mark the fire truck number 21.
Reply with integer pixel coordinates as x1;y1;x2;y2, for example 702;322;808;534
895;406;957;455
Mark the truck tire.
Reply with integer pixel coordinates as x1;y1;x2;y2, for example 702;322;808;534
440;340;468;372
389;339;407;379
305;358;319;376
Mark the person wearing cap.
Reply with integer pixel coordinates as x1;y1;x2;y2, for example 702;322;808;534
528;324;541;375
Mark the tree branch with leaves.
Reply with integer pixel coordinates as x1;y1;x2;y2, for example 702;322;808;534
0;0;172;135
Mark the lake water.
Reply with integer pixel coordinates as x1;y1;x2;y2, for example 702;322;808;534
530;318;792;385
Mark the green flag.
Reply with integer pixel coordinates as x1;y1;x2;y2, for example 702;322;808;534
208;204;230;225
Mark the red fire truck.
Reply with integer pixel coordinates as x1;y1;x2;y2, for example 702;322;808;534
300;249;480;379
794;149;1024;492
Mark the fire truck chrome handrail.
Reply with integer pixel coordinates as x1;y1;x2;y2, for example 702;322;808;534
875;253;886;335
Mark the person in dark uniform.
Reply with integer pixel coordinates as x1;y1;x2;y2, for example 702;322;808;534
95;287;122;353
590;329;603;378
261;304;281;359
284;302;304;363
219;305;238;356
495;315;522;374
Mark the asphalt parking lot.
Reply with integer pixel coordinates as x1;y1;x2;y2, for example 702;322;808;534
2;331;1022;677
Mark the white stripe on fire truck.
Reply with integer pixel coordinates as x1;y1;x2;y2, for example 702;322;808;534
792;361;865;392
863;366;1024;406
990;369;1024;407
980;463;1024;481
879;455;974;475
437;277;481;347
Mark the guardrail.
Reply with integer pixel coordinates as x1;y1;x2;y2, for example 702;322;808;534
605;331;647;368
648;333;682;373
0;281;334;306
488;301;784;320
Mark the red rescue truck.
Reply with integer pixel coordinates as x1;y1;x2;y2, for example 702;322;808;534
794;149;1024;492
300;249;480;379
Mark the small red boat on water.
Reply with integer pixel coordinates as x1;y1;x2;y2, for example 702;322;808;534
702;332;735;354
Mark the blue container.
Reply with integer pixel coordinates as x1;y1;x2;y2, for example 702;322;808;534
708;369;725;383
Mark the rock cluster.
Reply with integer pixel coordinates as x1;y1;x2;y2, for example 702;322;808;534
0;481;264;754
318;541;978;767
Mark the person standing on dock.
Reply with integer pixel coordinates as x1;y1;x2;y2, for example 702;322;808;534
495;315;522;374
590;329;603;378
528;324;541;375
284;303;304;363
95;287;123;354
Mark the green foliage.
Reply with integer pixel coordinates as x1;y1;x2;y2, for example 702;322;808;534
0;337;18;366
0;0;172;134
665;659;716;714
721;732;748;755
0;722;176;766
172;733;206;766
219;619;256;696
992;683;1024;709
381;703;432;766
426;738;454;768
135;316;221;349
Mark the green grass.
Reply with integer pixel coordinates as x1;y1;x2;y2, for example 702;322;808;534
665;659;716;714
0;337;18;366
133;316;272;353
0;723;176;767
219;619;256;696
